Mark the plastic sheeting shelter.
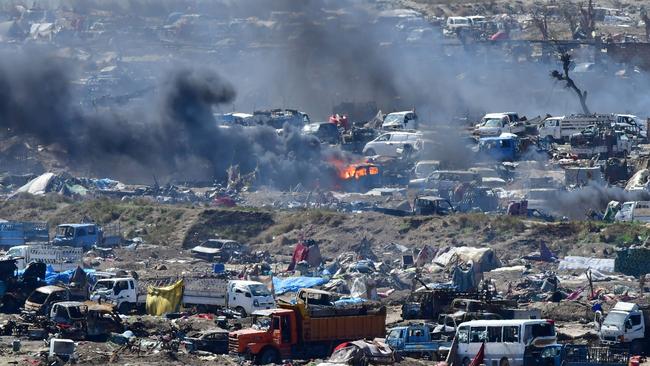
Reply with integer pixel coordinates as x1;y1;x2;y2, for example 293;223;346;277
146;280;183;316
272;276;327;295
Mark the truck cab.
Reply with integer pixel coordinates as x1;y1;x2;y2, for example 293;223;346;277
90;277;137;313
24;285;71;315
413;196;454;215
478;133;520;161
387;324;451;360
229;308;297;364
53;224;101;249
599;302;648;354
382;111;418;130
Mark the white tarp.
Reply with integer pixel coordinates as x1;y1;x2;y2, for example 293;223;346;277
17;172;55;195
434;246;500;272
558;256;615;272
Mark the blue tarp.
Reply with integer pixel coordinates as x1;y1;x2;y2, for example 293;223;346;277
272;276;327;295
16;265;98;285
334;297;366;306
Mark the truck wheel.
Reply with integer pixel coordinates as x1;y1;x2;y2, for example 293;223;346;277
235;306;247;318
429;352;439;361
118;303;131;315
500;357;510;366
630;339;644;355
255;348;280;365
462;357;471;366
364;149;376;156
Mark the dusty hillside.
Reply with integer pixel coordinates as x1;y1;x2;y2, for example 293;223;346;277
0;195;647;266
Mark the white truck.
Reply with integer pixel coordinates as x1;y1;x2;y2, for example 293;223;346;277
474;113;525;137
599;301;650;355
89;277;275;316
3;245;83;271
538;114;645;142
614;201;650;223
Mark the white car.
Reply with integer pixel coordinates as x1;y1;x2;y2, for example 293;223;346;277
363;131;422;157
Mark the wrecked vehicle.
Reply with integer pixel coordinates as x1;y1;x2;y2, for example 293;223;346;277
412;196;454;215
182;329;228;354
362;131;422;157
475;113;525;137
409;170;481;194
24;285;71;316
381;111;418;130
190;239;250;262
340;127;379;153
413;160;441;179
52;223;122;250
569;126;632;158
252;109;309;129
478;134;520;161
598;301;650;355
386;324;451;361
302;122;341;145
402;288;479;320
49;301;123;341
229;296;386;364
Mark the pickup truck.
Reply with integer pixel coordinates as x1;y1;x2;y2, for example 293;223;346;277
386;324;451;361
90;277;274;316
52;223;121;250
526;344;629;366
599;301;650;355
4;245;83;271
229;291;386;364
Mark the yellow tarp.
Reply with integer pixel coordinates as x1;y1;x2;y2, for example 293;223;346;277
146;280;183;316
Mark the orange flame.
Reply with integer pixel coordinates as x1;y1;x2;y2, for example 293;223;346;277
329;158;379;180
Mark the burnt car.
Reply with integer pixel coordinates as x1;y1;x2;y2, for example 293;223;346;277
182;329;228;354
303;122;341;145
190;239;250;262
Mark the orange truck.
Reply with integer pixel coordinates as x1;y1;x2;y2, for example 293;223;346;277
228;301;386;364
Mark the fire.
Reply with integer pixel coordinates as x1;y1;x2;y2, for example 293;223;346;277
329;158;379;180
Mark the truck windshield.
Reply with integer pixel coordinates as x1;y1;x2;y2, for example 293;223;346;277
27;291;48;305
94;281;114;291
483;119;502;127
57;226;74;237
252;316;271;331
249;284;271;297
384;114;403;125
603;312;627;326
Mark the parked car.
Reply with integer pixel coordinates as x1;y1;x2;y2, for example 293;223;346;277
363;131;422;157
183;329;229;354
190;239;250;262
302;122;340;144
381;111;418;130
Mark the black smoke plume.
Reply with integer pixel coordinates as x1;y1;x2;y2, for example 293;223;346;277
0;52;336;187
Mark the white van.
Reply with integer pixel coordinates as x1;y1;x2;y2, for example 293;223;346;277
446;17;470;30
363;131;422;157
614;201;650;223
456;319;557;366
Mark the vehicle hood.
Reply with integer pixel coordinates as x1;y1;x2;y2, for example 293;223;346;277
600;323;622;333
409;178;426;186
477;126;501;135
191;246;222;254
229;328;270;343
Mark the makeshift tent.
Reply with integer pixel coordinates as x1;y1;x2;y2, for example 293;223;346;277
415;245;436;267
434;247;500;272
272;276;327;295
452;263;477;292
146;280;183;316
17;173;55;195
558;256;614;272
287;239;322;271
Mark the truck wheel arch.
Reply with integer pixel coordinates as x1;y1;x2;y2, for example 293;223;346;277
254;346;280;365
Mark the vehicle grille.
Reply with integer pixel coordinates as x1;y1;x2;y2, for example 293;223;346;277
228;335;238;354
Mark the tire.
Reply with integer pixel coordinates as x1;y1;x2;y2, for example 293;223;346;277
255;347;280;365
462;357;471;366
364;148;376;156
235;306;247;318
501;357;510;366
118;303;131;315
630;339;644;355
429;352;439;361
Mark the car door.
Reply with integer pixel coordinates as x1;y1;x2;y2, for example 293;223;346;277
386;134;403;156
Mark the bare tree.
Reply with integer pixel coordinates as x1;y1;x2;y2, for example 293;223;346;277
560;2;578;37
532;6;550;40
578;0;596;39
642;7;650;42
551;53;590;114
